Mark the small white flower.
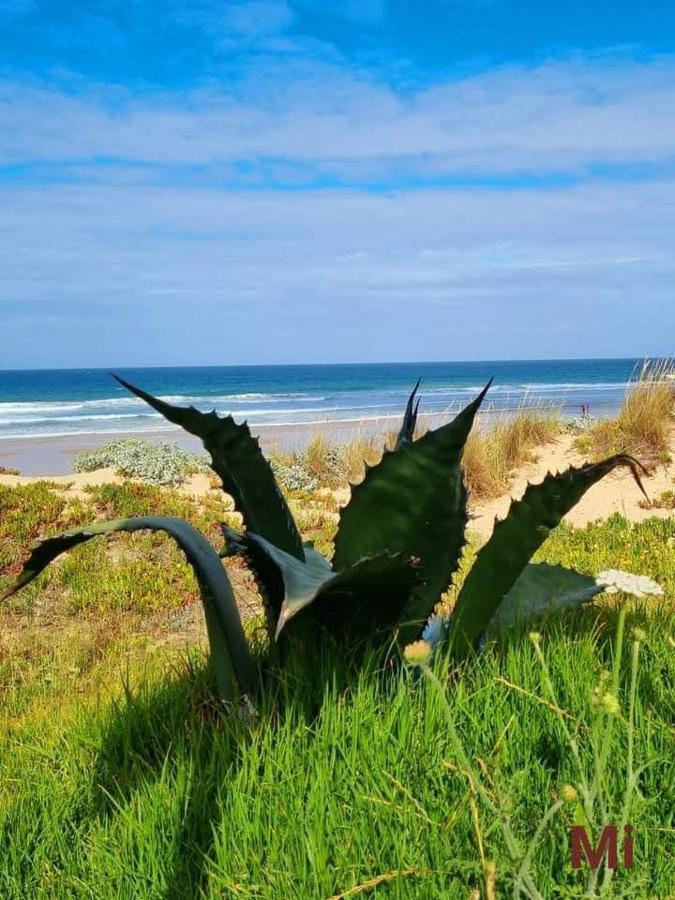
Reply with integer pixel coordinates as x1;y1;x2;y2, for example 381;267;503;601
595;570;663;598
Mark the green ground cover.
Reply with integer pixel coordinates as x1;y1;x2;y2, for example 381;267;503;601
1;480;674;898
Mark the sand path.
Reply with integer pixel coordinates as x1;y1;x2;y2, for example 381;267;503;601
468;433;674;539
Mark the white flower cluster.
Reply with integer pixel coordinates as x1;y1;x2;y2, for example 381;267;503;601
595;569;664;598
73;438;209;486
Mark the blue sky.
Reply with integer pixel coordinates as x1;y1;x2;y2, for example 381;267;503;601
1;1;674;367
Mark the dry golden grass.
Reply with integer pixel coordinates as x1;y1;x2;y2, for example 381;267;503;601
269;405;561;500
340;434;386;483
338;422;429;483
299;434;336;480
575;359;675;464
269;431;387;488
462;407;562;500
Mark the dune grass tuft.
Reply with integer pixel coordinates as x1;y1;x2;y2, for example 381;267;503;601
270;406;561;502
575;359;675;464
462;407;562;500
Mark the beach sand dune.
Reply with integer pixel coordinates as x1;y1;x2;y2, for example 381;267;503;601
2;432;673;538
468;431;674;538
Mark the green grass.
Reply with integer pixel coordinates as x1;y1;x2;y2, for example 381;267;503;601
1;482;675;897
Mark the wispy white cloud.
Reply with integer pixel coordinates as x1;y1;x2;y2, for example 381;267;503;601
295;0;387;25
1;49;674;366
1;176;673;366
221;1;294;36
1;58;674;182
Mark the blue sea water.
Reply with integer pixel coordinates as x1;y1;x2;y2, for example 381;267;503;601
0;359;646;441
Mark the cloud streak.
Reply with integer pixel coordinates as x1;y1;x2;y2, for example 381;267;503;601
1;175;673;366
1;58;675;185
1;12;674;368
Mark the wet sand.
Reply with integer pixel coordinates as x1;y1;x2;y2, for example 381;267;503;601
0;418;400;476
0;406;560;477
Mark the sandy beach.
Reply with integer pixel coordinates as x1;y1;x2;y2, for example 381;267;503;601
0;419;380;476
0;407;517;477
467;430;675;536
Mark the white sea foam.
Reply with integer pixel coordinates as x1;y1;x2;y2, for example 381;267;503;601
0;412;158;426
0;378;631;440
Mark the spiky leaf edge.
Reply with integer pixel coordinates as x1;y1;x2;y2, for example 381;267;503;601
394;378;421;449
333;381;491;643
113;375;304;560
450;454;648;658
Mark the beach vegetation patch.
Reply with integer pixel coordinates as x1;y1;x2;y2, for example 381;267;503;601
575;359;675;464
462;407;562;500
3;375;652;702
73;437;209;487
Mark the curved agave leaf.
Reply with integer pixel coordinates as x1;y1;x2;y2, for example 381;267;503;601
1;516;256;699
113;375;304;560
395;379;421;449
450;454;648;658
332;382;491;643
237;532;417;641
486;562;602;634
223;525;341;643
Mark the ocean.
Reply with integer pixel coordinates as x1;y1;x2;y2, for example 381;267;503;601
0;358;646;442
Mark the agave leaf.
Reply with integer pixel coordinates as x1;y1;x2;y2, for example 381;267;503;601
395;379;421;449
450;454;648;658
223;525;344;643
302;552;419;642
332;382;491;643
1;516;256;699
237;532;416;641
222;524;285;633
113;375;303;560
486;562;602;634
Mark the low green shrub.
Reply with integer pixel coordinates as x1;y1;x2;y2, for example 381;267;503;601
73;438;209;486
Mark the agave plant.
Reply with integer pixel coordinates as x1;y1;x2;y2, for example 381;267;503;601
1;376;647;700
